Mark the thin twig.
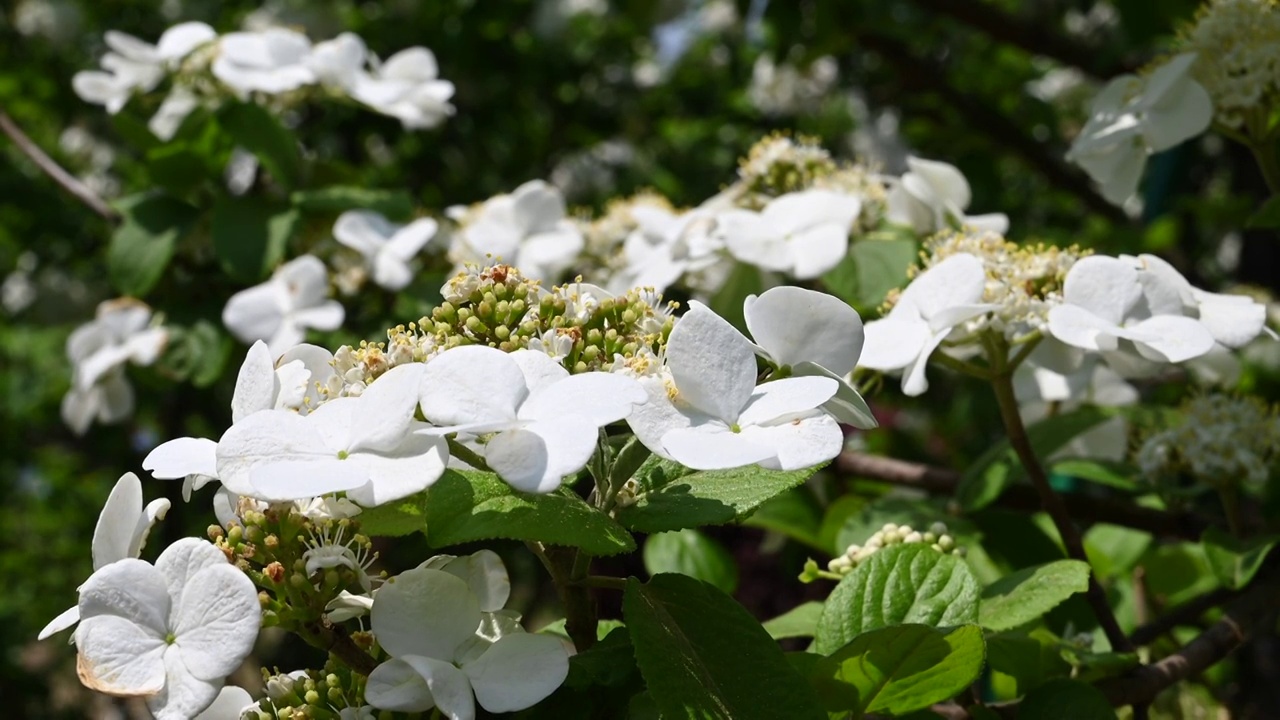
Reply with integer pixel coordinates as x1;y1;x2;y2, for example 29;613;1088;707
0;108;119;221
1129;587;1240;647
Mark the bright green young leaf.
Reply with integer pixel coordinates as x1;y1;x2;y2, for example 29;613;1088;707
985;629;1072;696
356;489;431;537
1018;678;1114;719
643;529;738;593
1051;459;1140;491
422;470;635;555
817;624;986;716
623;574;825;720
763;601;823;640
218;102;301;188
815;544;980;654
1142;542;1219;606
978;560;1091;631
1084;523;1152;581
106;193;199;296
212;196;298;282
849;236;918;307
291;186;415;219
616;455;823;533
958;407;1115;511
1201;528;1277;590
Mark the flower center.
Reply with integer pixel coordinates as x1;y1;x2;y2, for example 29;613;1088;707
337;450;349;460
730;423;742;433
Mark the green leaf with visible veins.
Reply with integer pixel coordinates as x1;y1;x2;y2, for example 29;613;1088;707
624;574;825;720
815;544;980;654
616;455;824;533
421;470;635;555
763;601;823;640
815;624;986;716
979;560;1091;631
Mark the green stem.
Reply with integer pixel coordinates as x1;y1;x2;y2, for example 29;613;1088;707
447;438;492;473
931;350;993;380
989;367;1134;653
1248;142;1280;198
1007;332;1043;371
576;575;628;591
1218;486;1244;538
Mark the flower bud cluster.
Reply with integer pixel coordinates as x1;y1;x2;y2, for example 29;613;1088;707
894;229;1089;340
1137;392;1280;494
254;664;371;719
826;522;964;576
1178;0;1280;132
736;133;838;199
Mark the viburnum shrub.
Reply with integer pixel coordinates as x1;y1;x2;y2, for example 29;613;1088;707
16;1;1280;718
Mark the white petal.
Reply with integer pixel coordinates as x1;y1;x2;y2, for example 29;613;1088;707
278;255;331;308
762;190;861;235
387;218;439;260
148;650;222;720
231;341;278;423
1127;315;1216;363
512;181;566;235
963;213;1009;233
193;685;255;720
906;157;972;209
381;47;440;81
901;328;952;397
334;210;396;258
130;498;171;559
744;287;864;376
173;564;261;681
464;633;569;713
665;301;756;423
222;282;285;345
898;253;987;322
421;345;526;425
743;413;843;471
291;301;346;332
1197;296;1267;348
92;472;144;569
144;437;219;481
345;432;448;507
372;568;481;661
858;315;931;372
377;655;475;720
39;606;82;641
373;254;414;291
216;410;353;497
509;349;570;395
737;377;837;427
722;214;791;272
365;658;437;713
793;362;877;429
662;423;776;470
74;614;167;696
348;363;425;453
154;539;231;615
624;375;695;460
789;224;850;279
1047;304;1124;352
519;372;646;425
436;551;510;614
156;22;216;61
484;417;598;493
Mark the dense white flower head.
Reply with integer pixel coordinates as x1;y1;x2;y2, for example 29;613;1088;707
351;47;456;129
449;181;585;283
72;538;260;720
1138;393;1280;494
334;210;438;291
627;302;843;470
885;156;1008;235
419;345;647;492
62;298;168;435
365;562;569;718
1178;0;1280;130
858;253;994;396
222;254;345;356
1066;53;1213;205
39;472;170;641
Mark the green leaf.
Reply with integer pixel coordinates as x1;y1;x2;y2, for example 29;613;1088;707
357;490;430;537
1246;194;1280;229
291;186;415;219
1201;528;1277;590
211;196;299;282
848;237;918;307
623;574;825;720
218;102;301;188
816;624;986;716
763;601;823;640
423;470;635;555
1051;459;1139;491
159;321;231;388
562;627;637;689
643;529;738;593
814;544;980;654
1085;524;1151;581
985;629;1072;696
958;407;1115;511
1018;678;1114;719
106;193;199;296
616;455;823;533
978;560;1091;631
742;488;825;551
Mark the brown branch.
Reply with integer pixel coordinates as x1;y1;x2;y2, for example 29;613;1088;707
835;451;1209;541
0;108;119;221
1129;587;1241;647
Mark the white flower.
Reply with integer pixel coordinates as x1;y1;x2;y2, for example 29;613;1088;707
73;23;215;113
144;341;338;499
418;550;511;613
610;205;719;294
743;286;876;428
627;301;843;470
1015;341;1137;462
194;686;256;720
1066;53;1213;205
213;28;316;96
334;210;438;291
451;181;585;283
716;189;861;279
308;32;367;91
351;47;456;129
365;567;568;718
419;346;647;492
217;363;447;507
148;87;201;141
1047;255;1216;366
222;255;345;356
38;472;170;641
858;253;995;396
1122;253;1272;348
62;298;167;435
885;156;1009;235
72;538;260;720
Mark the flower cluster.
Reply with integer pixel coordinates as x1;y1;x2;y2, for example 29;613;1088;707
74;22;454;139
1177;0;1280;133
1137;393;1280;494
61;298;167;435
827;522;963;575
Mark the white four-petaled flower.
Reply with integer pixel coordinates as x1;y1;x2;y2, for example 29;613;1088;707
334;210;438;291
885;156;1009;235
716;189;861;279
222;255;345;356
451;181;585;284
351;47;456;129
62;298;168;435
